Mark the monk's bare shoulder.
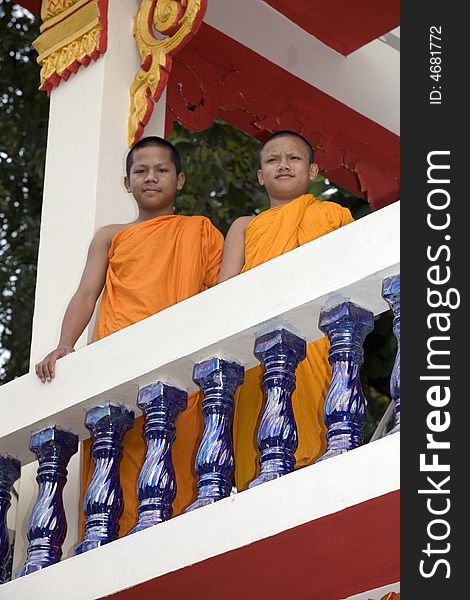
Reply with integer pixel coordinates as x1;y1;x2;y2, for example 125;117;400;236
93;223;132;248
218;216;256;283
227;215;256;237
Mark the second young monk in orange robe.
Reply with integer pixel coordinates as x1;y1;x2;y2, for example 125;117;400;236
218;131;354;490
36;136;223;534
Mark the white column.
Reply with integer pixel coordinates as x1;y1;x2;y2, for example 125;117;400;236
30;0;168;361
14;0;167;572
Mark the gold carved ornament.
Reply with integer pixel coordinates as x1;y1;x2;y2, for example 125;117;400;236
128;0;207;147
33;0;108;92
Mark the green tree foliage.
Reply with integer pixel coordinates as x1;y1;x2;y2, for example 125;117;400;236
0;0;49;382
169;120;373;235
170;121;268;235
0;6;395;440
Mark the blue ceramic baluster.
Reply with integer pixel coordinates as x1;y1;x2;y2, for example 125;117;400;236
249;329;306;488
317;302;374;461
383;274;400;434
130;383;187;533
75;405;134;554
17;427;78;576
186;358;244;512
0;456;20;584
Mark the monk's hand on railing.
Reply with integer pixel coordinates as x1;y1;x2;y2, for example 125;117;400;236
35;346;75;383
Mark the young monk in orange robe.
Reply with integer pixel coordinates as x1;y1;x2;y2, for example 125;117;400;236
36;136;223;534
218;131;354;491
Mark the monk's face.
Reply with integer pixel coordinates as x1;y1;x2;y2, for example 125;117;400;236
258;136;318;205
125;146;185;216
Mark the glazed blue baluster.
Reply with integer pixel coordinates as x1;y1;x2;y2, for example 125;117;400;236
0;456;20;584
317;302;374;461
383;274;400;434
17;427;78;576
186;358;244;512
130;383;187;533
75;405;134;554
249;329;306;488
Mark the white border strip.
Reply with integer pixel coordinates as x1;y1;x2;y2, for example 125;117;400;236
3;434;399;599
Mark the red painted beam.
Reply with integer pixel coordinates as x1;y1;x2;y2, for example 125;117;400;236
105;491;399;600
15;1;399;208
17;0;400;53
15;0;41;15
167;23;400;210
264;0;400;56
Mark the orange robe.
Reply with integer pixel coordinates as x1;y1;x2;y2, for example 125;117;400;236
233;194;354;490
82;215;223;535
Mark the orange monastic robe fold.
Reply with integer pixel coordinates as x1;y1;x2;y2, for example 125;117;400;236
82;215;223;536
233;194;354;491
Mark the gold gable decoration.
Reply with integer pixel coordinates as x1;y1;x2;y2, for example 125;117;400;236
128;0;207;147
34;0;108;92
41;0;79;20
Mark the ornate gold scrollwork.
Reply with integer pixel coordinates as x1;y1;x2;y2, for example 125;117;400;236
128;0;207;147
41;0;80;21
34;0;108;92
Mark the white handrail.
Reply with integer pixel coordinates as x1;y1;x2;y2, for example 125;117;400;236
370;401;395;442
0;202;399;465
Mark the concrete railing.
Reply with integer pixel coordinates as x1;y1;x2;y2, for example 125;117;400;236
0;201;400;592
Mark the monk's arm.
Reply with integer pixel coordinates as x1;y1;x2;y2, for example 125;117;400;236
341;206;355;226
217;217;253;283
202;221;224;289
35;227;112;383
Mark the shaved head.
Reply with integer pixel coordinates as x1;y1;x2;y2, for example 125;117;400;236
260;131;314;165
